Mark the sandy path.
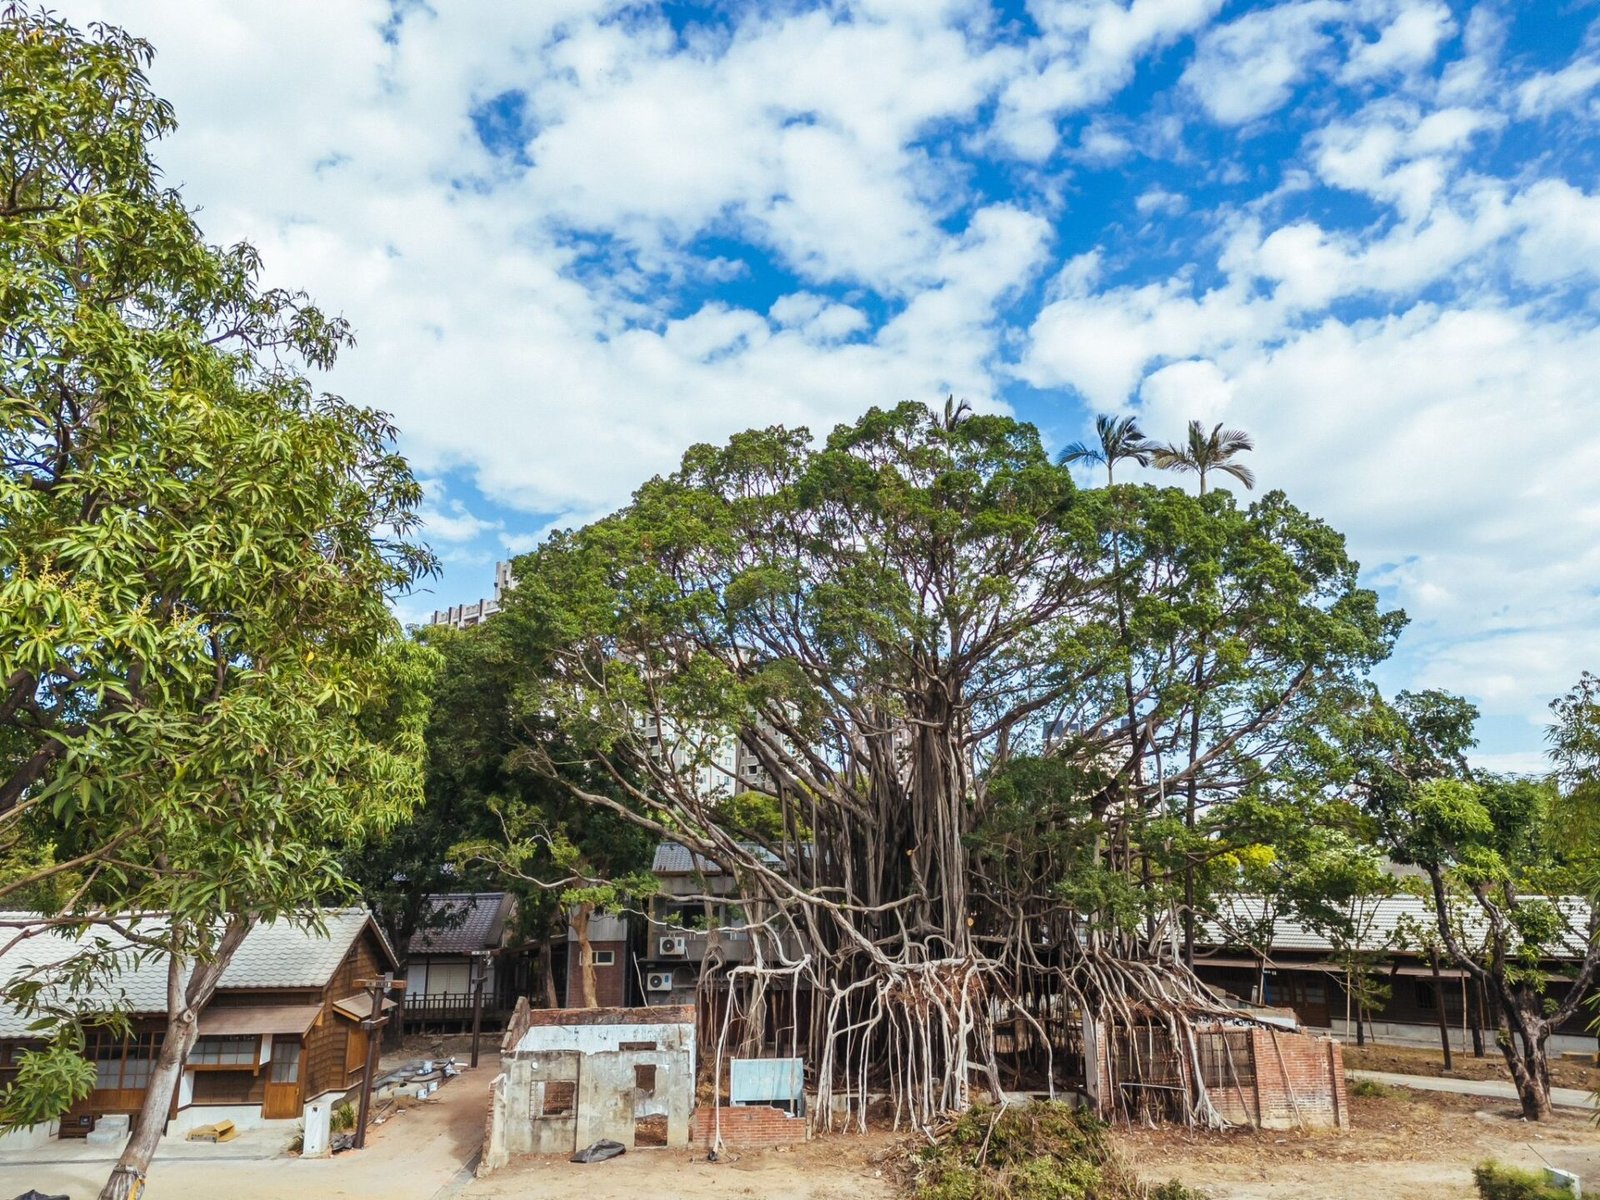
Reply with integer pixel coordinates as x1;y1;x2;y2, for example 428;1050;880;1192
0;1057;495;1200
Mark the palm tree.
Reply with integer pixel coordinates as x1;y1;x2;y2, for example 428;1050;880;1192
1151;421;1255;968
1056;414;1154;486
1151;420;1256;493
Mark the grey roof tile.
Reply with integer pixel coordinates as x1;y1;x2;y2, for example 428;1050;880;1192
0;908;383;1038
408;893;511;956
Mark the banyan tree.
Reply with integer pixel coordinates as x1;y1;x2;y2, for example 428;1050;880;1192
498;402;1400;1129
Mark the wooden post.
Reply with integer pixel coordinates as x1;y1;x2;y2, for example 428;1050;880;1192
470;951;488;1069
1429;950;1453;1072
354;973;391;1150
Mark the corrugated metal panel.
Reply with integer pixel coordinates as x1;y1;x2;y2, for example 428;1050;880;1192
730;1057;803;1105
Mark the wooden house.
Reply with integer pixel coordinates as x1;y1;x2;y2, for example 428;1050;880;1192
0;908;398;1142
404;891;521;1030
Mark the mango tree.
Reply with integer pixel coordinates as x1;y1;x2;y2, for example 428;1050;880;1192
0;11;434;1195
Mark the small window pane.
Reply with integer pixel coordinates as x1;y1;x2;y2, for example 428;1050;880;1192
270;1039;301;1084
191;1035;258;1066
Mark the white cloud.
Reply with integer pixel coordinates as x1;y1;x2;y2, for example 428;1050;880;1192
994;0;1225;158
43;0;1600;758
1183;1;1341;125
1517;57;1600;119
1340;1;1454;83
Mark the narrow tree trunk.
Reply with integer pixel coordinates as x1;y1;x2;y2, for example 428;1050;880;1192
541;937;559;1009
574;903;598;1008
1429;949;1453;1071
99;916;252;1200
386;955;409;1049
1466;976;1484;1059
98;1023;194;1200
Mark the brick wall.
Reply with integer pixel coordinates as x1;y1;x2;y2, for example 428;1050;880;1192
691;1104;808;1148
565;940;629;1008
1249;1027;1347;1130
500;997;533;1055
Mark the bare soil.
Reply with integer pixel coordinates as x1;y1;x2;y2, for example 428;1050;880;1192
464;1132;903;1200
1119;1088;1600;1199
1343;1041;1600;1093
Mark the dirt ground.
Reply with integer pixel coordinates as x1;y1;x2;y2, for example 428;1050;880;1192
1343;1040;1600;1093
1119;1086;1600;1199
464;1133;903;1200
467;1085;1600;1200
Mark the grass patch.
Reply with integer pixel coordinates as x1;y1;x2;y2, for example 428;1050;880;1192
1348;1077;1392;1099
909;1102;1206;1200
1472;1161;1574;1200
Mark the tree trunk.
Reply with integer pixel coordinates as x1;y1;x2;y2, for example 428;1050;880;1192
1429;949;1453;1071
1497;1001;1555;1120
573;903;598;1008
99;916;253;1200
98;1022;194;1200
1466;976;1484;1059
540;936;559;1009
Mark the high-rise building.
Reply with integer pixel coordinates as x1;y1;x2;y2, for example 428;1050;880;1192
428;559;516;629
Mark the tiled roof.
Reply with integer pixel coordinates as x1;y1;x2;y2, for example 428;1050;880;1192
408;893;511;956
0;908;385;1038
1200;894;1594;961
652;841;782;874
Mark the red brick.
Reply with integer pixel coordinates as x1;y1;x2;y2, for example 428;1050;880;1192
692;1105;808;1148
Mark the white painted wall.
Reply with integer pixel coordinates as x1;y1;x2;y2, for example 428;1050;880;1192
514;1020;694;1057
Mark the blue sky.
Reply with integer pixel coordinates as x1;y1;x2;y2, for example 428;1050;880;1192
61;0;1600;769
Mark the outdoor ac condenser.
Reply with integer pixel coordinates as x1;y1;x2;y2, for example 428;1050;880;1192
646;971;674;991
658;935;688;956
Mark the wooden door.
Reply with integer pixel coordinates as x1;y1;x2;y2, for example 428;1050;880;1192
263;1037;303;1120
1282;977;1331;1028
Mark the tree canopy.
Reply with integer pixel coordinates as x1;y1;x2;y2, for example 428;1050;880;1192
0;10;434;1194
500;401;1399;1127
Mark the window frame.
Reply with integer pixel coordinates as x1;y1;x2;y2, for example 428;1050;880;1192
187;1033;261;1071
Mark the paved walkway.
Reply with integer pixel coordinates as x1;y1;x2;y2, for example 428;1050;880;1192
1348;1068;1595;1111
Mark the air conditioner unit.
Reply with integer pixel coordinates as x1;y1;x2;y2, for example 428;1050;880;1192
658;935;688;957
645;971;674;992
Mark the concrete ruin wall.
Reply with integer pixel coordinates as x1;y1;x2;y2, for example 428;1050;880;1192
480;1004;697;1173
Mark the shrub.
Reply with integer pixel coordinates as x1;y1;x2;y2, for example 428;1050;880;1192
331;1100;358;1133
1348;1078;1392;1099
1472;1161;1573;1200
909;1103;1206;1200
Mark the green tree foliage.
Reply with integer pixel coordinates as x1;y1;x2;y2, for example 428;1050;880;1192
354;619;656;1012
0;11;434;1195
1346;689;1600;1120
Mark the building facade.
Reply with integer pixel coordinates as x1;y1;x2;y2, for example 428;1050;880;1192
0;909;398;1144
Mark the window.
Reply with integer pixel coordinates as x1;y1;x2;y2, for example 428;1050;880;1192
120;1037;159;1091
1414;980;1437;1011
618;1041;658;1052
269;1039;301;1085
85;1032;164;1090
592;950;615;967
634;1064;657;1095
189;1034;259;1068
542;1080;576;1116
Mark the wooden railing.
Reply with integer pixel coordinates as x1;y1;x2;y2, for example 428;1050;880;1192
402;992;508;1021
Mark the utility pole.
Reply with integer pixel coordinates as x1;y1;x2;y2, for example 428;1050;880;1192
354;971;395;1150
469;950;489;1069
